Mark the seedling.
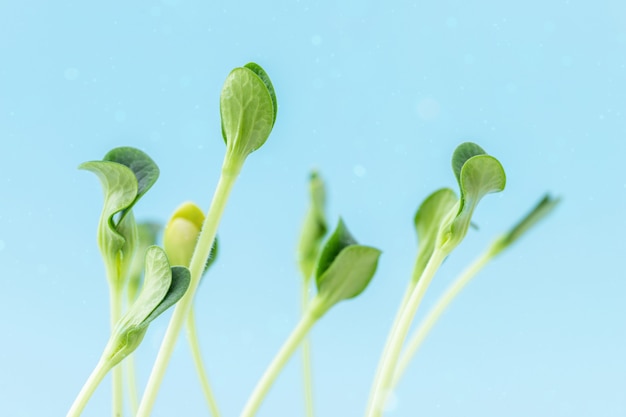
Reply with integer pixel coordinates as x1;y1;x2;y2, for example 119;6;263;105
390;194;560;389
163;202;221;417
366;142;507;417
65;62;558;417
296;171;329;417
240;219;381;417
67;246;190;417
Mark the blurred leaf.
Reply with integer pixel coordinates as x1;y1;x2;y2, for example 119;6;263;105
298;171;328;280
413;188;458;282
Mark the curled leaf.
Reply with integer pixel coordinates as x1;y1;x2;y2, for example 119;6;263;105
439;142;506;253
80;147;159;287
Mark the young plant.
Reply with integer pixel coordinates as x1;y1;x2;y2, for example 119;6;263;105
77;147;159;416
240;219;381;417
67;247;190;417
366;142;506;417
296;171;329;417
390;194;560;390
124;221;161;414
136;62;278;417
163;201;221;417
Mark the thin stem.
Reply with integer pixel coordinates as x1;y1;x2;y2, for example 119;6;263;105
186;307;222;417
136;158;241;417
365;249;447;417
109;285;124;417
124;291;139;416
391;248;494;389
300;281;315;417
123;354;139;416
362;261;419;416
240;307;319;417
66;356;112;417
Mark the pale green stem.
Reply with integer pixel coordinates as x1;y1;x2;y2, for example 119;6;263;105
109;285;124;417
362;260;419;416
391;248;494;390
300;280;315;417
66;356;113;417
136;157;241;417
365;249;447;417
240;306;319;417
124;292;139;416
186;307;222;417
123;354;139;416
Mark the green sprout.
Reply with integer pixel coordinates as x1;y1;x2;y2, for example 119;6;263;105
163;201;221;417
135;62;277;417
240;219;381;417
124;221;161;414
390;194;560;391
78;146;159;416
366;142;506;417
67;247;190;417
64;62;560;417
296;171;329;417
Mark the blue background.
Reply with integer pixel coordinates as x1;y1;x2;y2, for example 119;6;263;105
1;1;625;416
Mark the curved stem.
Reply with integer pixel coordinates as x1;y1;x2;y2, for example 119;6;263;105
109;286;124;417
391;248;494;389
300;281;315;417
186;307;222;417
240;308;318;417
366;249;446;417
66;356;112;417
136;158;241;417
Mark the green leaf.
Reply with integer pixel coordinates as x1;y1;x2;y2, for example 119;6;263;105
439;142;506;253
315;219;357;281
220;64;276;163
413;188;458;282
451;142;486;183
493;193;561;254
103;147;160;221
142;266;190;325
80;159;139;286
106;247;190;365
298;171;328;280
244;62;278;127
315;245;381;314
123;246;174;329
80;147;159;288
128;221;162;301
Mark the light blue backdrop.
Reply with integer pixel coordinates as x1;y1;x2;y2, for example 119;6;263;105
1;1;624;416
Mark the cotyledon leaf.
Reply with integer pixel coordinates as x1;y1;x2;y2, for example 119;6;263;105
413;188;458;282
298;171;328;280
440;142;506;253
315;218;357;281
220;64;276;160
103;147;160;222
315;245;381;314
